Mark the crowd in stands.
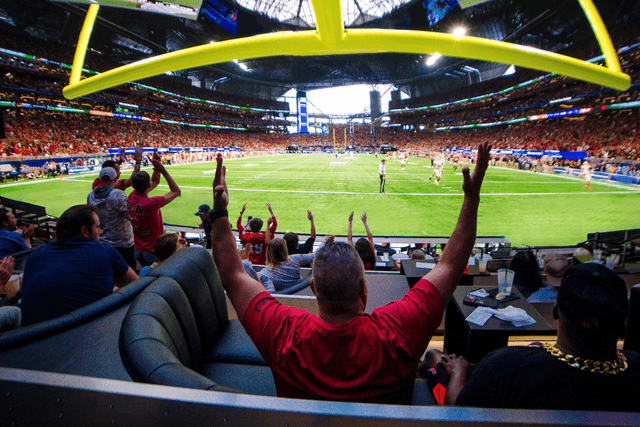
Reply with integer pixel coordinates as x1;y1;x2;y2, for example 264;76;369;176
0;115;638;411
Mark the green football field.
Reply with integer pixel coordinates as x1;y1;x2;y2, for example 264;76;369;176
2;153;639;246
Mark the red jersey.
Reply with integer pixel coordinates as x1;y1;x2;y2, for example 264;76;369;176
127;193;167;253
236;215;277;265
243;278;444;403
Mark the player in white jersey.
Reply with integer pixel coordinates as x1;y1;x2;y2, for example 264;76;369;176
581;161;593;191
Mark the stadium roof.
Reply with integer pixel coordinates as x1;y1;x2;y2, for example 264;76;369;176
0;0;632;103
234;0;413;27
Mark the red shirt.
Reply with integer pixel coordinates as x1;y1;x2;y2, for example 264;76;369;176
127;192;167;253
243;278;444;403
236;215;277;265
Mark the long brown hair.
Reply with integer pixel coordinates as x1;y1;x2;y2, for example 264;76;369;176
266;238;289;268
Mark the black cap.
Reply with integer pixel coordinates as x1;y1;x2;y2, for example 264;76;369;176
195;204;210;216
558;263;627;335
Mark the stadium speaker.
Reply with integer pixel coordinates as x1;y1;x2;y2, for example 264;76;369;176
370;90;381;120
0;109;5;139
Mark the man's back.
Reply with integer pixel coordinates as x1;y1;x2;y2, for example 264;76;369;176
456;345;640;411
242;278;444;403
20;237;129;326
88;187;133;248
127;192;166;252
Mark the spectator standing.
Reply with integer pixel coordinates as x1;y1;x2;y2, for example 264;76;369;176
128;153;181;267
236;202;277;265
195;204;211;249
20;205;137;327
210;141;490;403
0;211;34;257
87;167;136;270
92;147;142;192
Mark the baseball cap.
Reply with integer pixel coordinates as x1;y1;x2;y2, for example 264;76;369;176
195;204;210;216
557;263;627;335
99;167;117;181
543;251;569;288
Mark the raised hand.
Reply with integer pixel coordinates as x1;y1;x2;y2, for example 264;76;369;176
241;202;247;214
462;141;491;198
266;203;274;215
361;212;368;223
324;235;337;244
307;210;313;221
133;145;143;162
348;211;354;222
212;153;229;211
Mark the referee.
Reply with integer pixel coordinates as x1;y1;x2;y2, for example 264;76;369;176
379;159;387;194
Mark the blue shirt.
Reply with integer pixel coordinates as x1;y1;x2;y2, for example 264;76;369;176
527;285;559;303
21;237;129;326
0;228;29;258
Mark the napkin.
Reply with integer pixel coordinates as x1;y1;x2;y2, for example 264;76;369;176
465;306;537;327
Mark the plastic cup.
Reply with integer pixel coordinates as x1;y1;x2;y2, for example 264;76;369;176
478;257;488;274
606;255;616;270
498;268;515;296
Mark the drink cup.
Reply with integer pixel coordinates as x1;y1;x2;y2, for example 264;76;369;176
606;255;616;270
478;257;488;274
498;268;515;296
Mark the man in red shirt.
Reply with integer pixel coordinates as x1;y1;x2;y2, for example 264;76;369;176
127;153;181;267
210;141;491;403
236;202;277;265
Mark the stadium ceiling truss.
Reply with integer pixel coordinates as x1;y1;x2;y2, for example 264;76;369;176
62;0;630;100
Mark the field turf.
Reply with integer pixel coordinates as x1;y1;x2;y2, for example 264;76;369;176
2;153;639;246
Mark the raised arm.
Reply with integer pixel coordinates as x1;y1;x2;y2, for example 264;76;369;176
120;145;142;191
149;152;162;192
151;156;181;204
211;153;265;322
308;210;316;240
265;217;273;244
266;203;277;232
347;211;354;246
361;212;374;250
424;141;491;307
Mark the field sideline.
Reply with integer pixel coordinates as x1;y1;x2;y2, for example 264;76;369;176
2;153;639;246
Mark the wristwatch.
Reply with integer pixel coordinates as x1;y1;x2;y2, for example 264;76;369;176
210;209;229;223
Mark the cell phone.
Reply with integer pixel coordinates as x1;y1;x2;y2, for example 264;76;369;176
463;294;498;309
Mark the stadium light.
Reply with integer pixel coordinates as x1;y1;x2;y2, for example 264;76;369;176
426;52;442;66
233;59;249;71
452;27;466;38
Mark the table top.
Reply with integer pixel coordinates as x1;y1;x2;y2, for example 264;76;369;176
401;258;436;278
452;286;554;333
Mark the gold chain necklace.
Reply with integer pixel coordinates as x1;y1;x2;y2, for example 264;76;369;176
534;343;628;375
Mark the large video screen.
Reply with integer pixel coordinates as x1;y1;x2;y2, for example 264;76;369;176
200;0;237;35
55;0;202;20
423;0;458;27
